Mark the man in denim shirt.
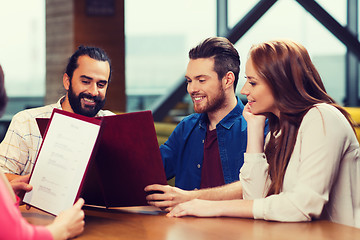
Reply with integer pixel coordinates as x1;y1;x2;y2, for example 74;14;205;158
146;37;247;205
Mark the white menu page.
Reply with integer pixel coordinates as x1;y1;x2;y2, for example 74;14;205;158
23;111;101;215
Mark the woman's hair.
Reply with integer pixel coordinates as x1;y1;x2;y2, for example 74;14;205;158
0;64;8;117
248;40;354;196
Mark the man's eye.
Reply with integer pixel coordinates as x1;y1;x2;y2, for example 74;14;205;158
199;79;205;83
97;83;106;88
186;79;192;83
249;81;256;86
82;81;90;84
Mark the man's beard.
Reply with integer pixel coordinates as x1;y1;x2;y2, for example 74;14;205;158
67;84;106;117
193;86;226;114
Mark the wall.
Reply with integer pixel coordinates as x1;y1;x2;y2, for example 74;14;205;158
46;0;125;112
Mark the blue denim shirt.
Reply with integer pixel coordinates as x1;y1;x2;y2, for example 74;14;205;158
160;99;247;190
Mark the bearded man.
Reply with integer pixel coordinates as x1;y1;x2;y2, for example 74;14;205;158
0;46;114;181
149;37;247;192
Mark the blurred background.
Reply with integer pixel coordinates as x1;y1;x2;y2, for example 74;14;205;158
0;0;359;139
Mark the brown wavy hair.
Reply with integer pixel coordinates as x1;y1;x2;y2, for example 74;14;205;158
248;40;354;196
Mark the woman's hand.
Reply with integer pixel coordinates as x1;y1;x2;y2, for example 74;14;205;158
46;198;85;240
243;103;267;153
243;103;267;127
166;199;222;217
10;174;32;198
166;199;254;218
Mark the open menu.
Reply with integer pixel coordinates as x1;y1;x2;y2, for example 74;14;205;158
25;109;168;215
23;109;102;216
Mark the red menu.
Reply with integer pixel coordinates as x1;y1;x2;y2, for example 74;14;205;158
29;109;167;215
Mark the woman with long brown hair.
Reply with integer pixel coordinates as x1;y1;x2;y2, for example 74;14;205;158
148;40;360;228
238;40;359;226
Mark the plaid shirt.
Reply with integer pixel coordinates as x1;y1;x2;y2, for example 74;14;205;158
0;97;114;175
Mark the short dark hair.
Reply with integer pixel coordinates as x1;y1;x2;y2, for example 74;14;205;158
65;45;112;82
188;37;240;91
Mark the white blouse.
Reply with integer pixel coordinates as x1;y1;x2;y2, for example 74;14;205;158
240;103;360;228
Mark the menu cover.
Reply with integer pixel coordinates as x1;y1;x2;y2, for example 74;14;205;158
23;108;102;216
34;110;168;210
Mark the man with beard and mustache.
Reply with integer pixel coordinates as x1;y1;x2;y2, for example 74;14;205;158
145;37;248;205
0;46;114;182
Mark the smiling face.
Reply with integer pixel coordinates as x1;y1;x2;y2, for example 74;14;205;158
241;58;279;117
185;58;226;114
63;55;110;117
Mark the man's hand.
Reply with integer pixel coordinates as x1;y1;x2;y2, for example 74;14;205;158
145;184;197;211
10;174;32;198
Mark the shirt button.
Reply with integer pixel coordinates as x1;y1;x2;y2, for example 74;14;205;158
197;164;201;168
202;139;204;143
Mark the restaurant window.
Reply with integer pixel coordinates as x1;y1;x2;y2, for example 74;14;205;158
0;0;45;98
126;1;352;113
125;0;216;111
0;0;45;140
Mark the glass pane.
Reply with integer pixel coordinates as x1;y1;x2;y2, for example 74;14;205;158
228;0;259;28
125;0;216;111
0;0;45;97
316;0;347;25
230;0;346;105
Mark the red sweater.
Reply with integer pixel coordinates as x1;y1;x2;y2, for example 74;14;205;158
0;178;52;240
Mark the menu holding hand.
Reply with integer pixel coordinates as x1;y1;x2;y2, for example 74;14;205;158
23;109;102;216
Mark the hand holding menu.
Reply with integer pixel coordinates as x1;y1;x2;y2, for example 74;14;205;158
23;109;102;216
32;109;168;212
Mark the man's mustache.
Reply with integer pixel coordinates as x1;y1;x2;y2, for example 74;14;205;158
79;92;102;103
